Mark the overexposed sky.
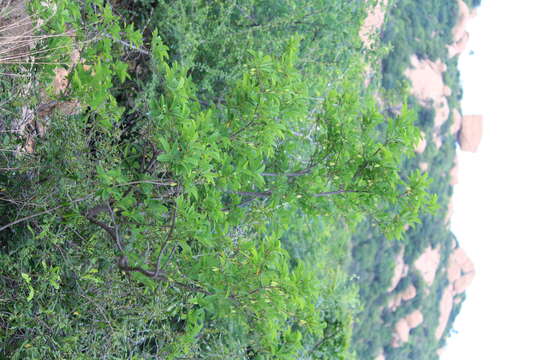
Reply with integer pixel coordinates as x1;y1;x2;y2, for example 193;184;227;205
445;1;540;359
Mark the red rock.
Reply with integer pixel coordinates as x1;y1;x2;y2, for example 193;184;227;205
454;273;475;293
405;55;450;129
414;246;440;286
459;115;483;152
402;285;417;301
406;310;424;328
394;318;410;344
392;310;424;347
387;247;406;292
388;284;417;311
436;286;454;339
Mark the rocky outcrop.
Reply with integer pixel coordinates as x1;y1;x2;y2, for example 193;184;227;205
388;284;417;311
405;56;451;130
458;115;483;152
388;247;408;292
404;55;451;152
414;246;440;286
390;0;479;354
436;247;475;339
435;287;454;339
392;310;424;347
448;0;476;58
447;248;475;294
359;0;388;49
360;0;388;86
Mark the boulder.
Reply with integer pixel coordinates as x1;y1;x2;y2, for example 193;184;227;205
402;285;417;302
454;273;475;294
435;248;475;339
388;247;407;292
392;310;424;347
394;318;410;344
406;310;424;328
459;115;483;152
414;246;440;286
447;248;475;293
436;286;454;339
448;0;474;58
388;284;417;311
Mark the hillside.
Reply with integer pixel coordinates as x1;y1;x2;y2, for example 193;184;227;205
350;1;482;359
0;0;480;359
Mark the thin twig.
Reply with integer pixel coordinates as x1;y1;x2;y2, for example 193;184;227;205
101;33;150;55
0;195;92;232
107;202;124;251
153;196;178;277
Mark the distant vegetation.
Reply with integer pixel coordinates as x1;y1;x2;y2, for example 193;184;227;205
1;0;478;359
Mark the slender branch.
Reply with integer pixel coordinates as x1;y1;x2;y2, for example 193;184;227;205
114;179;176;187
153;199;178;277
171;280;212;295
106;202;125;251
0;195;92;232
101;33;150;55
117;256;168;281
86;213;118;246
308;329;339;355
260;166;314;177
229;119;257;140
234;191;272;198
312;190;358;197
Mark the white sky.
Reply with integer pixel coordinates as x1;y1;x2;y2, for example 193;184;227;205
444;1;540;359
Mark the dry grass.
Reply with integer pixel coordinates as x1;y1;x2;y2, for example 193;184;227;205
1;0;37;64
0;0;74;66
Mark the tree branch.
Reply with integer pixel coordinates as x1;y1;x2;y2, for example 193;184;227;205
312;190;358;197
0;195;92;232
153;198;178;277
